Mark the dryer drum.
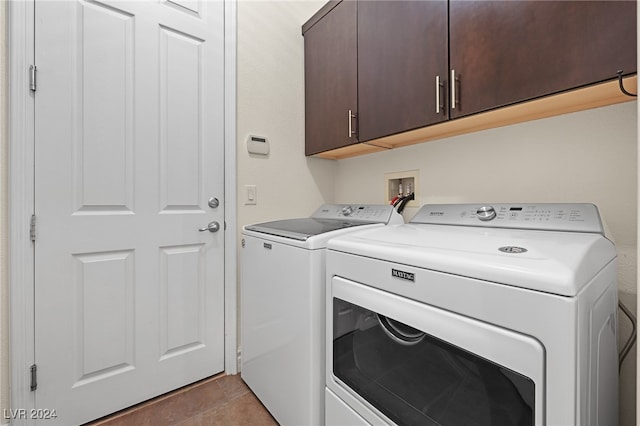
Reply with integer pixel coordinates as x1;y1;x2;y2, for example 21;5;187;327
377;314;426;346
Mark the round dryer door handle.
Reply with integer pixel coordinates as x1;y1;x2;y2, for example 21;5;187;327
199;221;220;233
377;314;425;346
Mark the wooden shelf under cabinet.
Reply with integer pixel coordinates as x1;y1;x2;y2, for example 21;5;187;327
313;76;638;160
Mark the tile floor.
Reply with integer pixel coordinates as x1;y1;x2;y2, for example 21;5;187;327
87;374;278;426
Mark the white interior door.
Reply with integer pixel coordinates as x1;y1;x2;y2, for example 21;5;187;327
34;1;225;424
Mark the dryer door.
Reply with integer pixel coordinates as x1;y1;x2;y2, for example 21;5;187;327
328;277;545;426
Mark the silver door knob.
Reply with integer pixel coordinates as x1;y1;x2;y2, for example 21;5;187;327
199;221;220;232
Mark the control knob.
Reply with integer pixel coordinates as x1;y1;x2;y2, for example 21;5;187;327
341;206;354;216
476;205;497;221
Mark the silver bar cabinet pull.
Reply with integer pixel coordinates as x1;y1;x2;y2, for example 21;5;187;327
435;75;440;114
451;69;457;110
348;110;356;138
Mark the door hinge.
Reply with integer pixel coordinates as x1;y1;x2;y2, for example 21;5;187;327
30;364;37;391
29;65;37;92
30;214;36;242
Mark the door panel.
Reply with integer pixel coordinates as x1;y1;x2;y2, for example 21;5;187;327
160;244;206;358
74;250;135;386
75;2;134;213
34;1;225;424
160;25;203;210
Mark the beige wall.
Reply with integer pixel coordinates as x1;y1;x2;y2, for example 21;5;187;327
237;0;335;229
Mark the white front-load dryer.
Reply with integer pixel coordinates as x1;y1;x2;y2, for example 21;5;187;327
241;204;403;425
325;203;618;426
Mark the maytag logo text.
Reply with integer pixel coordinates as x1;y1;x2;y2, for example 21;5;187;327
392;268;415;282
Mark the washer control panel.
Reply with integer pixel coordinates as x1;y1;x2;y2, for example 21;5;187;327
411;203;604;234
312;204;401;223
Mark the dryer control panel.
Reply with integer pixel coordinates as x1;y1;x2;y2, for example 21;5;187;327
411;203;604;234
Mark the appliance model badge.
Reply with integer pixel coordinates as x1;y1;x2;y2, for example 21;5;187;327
392;268;415;282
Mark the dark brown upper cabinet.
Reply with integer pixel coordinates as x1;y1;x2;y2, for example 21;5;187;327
449;0;637;119
303;0;637;157
303;1;357;156
358;0;448;142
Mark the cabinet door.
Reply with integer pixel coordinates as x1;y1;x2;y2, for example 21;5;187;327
304;1;357;156
449;1;637;119
358;0;448;143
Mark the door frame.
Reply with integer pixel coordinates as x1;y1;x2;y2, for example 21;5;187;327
8;0;238;422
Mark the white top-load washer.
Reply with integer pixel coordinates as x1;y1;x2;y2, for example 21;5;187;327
241;204;403;426
325;203;618;426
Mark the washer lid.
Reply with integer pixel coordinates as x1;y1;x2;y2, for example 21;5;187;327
244;204;402;241
244;218;376;241
327;224;616;296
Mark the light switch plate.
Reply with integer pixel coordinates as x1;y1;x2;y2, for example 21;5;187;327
245;185;257;205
